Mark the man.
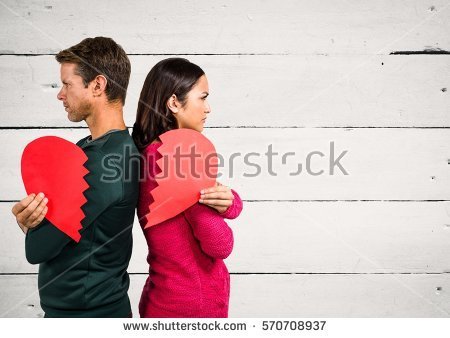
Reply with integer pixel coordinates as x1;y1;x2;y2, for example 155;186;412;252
11;37;139;317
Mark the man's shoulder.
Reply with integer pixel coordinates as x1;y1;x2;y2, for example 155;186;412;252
79;130;138;155
76;135;90;147
98;130;138;154
85;131;140;172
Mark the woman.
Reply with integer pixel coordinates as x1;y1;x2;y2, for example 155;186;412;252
132;58;243;317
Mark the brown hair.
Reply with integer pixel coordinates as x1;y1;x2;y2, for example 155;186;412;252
132;58;205;151
55;37;131;105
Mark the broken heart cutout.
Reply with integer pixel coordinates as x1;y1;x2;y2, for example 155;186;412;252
21;136;89;242
145;129;218;228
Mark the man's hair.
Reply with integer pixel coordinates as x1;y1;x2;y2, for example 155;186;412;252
55;37;131;105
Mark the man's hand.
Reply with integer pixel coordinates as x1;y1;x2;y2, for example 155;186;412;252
12;193;48;234
199;182;234;214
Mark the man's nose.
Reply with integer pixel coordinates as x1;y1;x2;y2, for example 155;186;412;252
57;88;64;101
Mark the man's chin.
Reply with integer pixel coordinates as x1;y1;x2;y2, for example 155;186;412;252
67;112;83;123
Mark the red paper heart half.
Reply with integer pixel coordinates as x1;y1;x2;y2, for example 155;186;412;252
21;136;89;242
145;129;218;228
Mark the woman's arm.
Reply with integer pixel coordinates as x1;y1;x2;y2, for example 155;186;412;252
218;189;243;219
200;185;243;219
183;202;234;259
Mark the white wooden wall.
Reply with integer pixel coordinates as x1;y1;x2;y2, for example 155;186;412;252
0;0;449;317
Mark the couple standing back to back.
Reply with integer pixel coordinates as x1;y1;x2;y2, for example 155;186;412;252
11;37;243;318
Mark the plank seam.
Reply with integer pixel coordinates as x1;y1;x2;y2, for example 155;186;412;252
390;49;450;55
242;200;450;202
1;126;450;130
1;52;450;56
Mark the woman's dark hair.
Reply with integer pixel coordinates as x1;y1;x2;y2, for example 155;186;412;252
132;58;205;151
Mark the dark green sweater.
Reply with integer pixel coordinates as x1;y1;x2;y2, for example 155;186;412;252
25;130;139;317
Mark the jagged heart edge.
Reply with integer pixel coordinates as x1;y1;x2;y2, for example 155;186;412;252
75;158;90;242
146;141;169;226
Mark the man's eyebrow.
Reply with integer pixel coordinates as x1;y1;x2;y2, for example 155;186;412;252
201;92;209;95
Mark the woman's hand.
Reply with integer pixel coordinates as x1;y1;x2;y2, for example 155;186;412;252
199;182;234;214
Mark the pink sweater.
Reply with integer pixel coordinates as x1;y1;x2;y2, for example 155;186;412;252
137;142;243;318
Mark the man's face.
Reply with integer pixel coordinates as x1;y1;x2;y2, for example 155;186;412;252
57;63;92;122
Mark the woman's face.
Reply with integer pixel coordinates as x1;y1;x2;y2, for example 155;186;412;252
173;75;211;132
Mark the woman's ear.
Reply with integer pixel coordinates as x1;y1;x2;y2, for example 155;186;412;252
91;75;107;97
167;94;180;114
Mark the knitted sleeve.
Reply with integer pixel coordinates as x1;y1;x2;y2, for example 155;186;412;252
183;203;234;259
219;189;243;219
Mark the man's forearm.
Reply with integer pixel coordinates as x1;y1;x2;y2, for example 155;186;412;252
25;218;71;264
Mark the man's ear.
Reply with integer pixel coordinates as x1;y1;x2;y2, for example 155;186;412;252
167;94;181;114
91;75;107;97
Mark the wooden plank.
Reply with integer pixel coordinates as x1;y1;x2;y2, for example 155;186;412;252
0;275;43;318
0;128;449;201
230;273;450;317
1;273;448;317
226;201;450;274
0;0;448;54
2;201;450;274
0;55;449;127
